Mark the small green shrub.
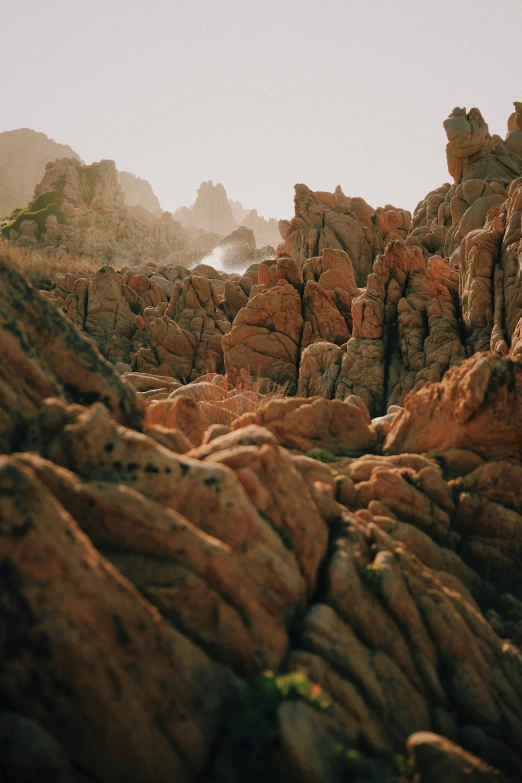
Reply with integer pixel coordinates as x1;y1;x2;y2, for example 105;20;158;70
129;301;141;314
361;563;382;593
332;743;364;769
265;671;330;710
1;190;65;238
306;447;337;463
388;752;415;777
333;743;415;780
221;670;329;782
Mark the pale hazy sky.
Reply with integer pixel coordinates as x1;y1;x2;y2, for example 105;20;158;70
2;0;521;219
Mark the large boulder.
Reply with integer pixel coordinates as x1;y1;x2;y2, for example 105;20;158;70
233;396;378;456
385;353;522;460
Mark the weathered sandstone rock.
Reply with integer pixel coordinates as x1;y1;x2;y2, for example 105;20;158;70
385;353;522;460
223;283;303;393
233;396;377;456
0;257;143;453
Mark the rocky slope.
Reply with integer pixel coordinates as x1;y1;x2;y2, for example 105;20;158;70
0;127;165;221
1;102;522;783
1;157;189;266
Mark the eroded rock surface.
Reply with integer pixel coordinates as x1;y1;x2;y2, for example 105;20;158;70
2;104;522;783
0;256;143;453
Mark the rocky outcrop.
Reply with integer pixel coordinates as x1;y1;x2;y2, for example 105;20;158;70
21;111;522;416
0;128;165;228
2;157;188;266
444;104;522;186
280;183;411;286
38;258;268;383
223;238;464;416
408;103;522;264
4;102;522;783
132;274;232;381
223;283;304;393
174;180;237;236
0;452;234;783
176;181;281;251
233;396;378;455
384;352;522;461
33;168;522;420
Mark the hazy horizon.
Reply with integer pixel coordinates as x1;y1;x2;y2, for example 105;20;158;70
3;0;521;220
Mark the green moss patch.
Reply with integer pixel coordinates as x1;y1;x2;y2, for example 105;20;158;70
306;447;337;463
361;563;383;593
1;190;65;238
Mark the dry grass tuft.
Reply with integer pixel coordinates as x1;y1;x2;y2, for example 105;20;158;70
0;241;101;291
194;373;291;425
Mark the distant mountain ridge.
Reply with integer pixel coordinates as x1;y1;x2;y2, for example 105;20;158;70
174;179;282;248
0;128;163;219
0;128;80;218
0;129;282;247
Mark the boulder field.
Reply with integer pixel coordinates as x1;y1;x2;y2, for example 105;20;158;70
1;103;522;783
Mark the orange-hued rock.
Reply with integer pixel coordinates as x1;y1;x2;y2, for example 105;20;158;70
11;451;291;676
144;423;193;453
4;103;522;783
280;183;410;286
223;283;303;393
385;353;522;460
205;442;328;594
132;274;231;381
0;456;233;783
289;514;522;773
334;240;465;415
458;216;504;354
407;732;507;782
451;461;522;586
121;371;182;393
501;178;522;358
233;396;377;455
43;402;309;629
303;247;360;331
188;423;277;459
0;257;143;453
444;106;522;185
145;394;209;446
301;280;349;347
297;341;343;399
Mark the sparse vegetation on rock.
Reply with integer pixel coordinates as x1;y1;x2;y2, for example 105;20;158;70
1;101;522;783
